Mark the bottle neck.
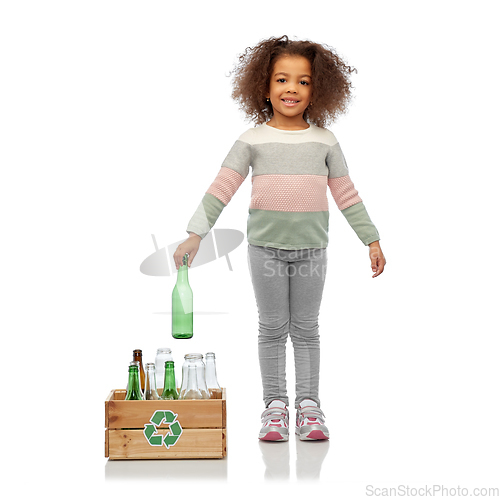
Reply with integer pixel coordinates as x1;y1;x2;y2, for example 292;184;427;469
205;360;219;385
163;364;176;390
176;264;189;284
126;368;143;400
144;367;159;399
186;366;200;391
145;368;156;391
128;368;140;386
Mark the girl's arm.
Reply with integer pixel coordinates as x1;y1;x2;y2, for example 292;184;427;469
173;134;252;269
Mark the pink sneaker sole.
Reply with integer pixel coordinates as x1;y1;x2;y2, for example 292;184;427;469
259;431;288;442
298;429;329;441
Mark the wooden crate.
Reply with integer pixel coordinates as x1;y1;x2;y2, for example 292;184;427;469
105;388;227;459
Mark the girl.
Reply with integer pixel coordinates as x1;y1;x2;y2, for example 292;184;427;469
173;36;386;442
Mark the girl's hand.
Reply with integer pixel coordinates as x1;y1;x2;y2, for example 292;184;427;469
369;240;386;278
173;232;202;269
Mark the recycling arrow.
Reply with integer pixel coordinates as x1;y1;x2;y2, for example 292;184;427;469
144;424;163;446
143;410;183;449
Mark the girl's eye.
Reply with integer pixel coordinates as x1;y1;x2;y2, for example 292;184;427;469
277;78;286;83
300;80;310;86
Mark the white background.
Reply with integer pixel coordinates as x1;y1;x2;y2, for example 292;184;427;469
1;0;499;498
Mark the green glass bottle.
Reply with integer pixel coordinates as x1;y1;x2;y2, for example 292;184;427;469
125;365;144;400
161;360;178;400
172;253;193;339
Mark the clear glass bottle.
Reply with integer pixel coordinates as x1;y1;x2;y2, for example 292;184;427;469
179;353;209;399
144;363;160;400
132;349;146;392
161;360;178;400
172;254;193;339
205;352;222;399
180;365;204;400
125;365;143;400
155;348;174;390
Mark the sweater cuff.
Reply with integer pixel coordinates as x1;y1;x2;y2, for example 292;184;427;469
341;201;380;245
186;193;226;239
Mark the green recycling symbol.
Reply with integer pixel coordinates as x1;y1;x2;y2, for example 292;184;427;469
143;410;183;449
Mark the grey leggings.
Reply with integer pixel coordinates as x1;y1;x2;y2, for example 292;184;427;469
247;244;327;409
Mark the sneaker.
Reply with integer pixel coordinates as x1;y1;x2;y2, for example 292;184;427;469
295;399;330;441
259;400;289;442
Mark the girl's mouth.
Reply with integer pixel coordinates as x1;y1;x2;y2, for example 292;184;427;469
282;99;300;106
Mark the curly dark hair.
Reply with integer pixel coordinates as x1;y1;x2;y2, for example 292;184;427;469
230;35;357;128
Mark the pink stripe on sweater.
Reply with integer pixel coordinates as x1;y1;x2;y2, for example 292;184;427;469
328;175;362;210
206;167;246;205
250;175;328;212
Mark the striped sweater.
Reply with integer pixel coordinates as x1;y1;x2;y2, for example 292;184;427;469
187;123;379;250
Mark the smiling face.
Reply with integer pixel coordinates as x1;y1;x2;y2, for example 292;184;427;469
266;55;312;130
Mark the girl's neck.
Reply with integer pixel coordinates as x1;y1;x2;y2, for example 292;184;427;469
266;116;310;131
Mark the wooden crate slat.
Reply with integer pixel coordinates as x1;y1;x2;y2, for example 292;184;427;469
107;429;226;460
107;399;224;429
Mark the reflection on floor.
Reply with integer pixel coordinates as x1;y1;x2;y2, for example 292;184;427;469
259;437;330;480
105;434;329;482
105;456;228;481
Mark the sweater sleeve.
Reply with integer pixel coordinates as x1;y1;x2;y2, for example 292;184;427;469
186;139;251;238
326;142;380;245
